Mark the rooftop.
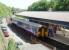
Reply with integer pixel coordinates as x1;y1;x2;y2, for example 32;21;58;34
16;11;69;22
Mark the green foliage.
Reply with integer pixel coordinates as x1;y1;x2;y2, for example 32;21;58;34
28;0;69;11
53;0;69;11
0;3;12;17
0;33;3;46
28;0;49;11
0;32;5;50
7;39;17;50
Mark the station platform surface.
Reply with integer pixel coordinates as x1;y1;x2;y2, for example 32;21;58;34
38;35;69;50
49;34;69;45
19;44;51;50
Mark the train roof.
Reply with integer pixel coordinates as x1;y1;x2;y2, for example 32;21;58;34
13;18;42;27
16;11;69;22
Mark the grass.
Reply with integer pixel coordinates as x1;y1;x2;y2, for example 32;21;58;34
0;33;3;45
0;3;12;17
6;38;17;50
0;30;17;50
0;28;17;50
0;32;5;50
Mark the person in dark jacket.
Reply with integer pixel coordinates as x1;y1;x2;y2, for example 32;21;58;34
48;25;54;37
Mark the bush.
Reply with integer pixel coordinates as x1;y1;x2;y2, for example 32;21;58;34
6;38;17;50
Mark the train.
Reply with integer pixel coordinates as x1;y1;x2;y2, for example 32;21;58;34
9;16;69;39
9;17;49;38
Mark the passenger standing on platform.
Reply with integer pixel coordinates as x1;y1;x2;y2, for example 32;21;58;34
53;25;57;37
48;25;54;37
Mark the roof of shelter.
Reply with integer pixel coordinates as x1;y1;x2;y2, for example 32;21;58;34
16;11;69;22
13;17;42;27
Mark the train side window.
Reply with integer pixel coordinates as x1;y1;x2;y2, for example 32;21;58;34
17;21;23;25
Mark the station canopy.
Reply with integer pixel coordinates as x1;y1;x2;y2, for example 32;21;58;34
16;11;69;22
12;17;42;27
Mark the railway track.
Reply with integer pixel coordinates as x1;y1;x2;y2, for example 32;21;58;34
8;24;32;43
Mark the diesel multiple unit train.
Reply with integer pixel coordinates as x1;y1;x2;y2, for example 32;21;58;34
10;17;49;38
9;16;69;39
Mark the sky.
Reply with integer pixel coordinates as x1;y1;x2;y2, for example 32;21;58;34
0;0;39;9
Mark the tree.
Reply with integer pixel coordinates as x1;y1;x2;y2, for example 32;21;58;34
28;0;49;11
50;0;69;11
0;3;12;17
28;0;69;11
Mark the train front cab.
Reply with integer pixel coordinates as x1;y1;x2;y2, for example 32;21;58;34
31;25;48;44
37;26;48;38
36;23;59;38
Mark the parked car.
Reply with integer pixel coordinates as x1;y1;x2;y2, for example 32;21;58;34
1;26;9;37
